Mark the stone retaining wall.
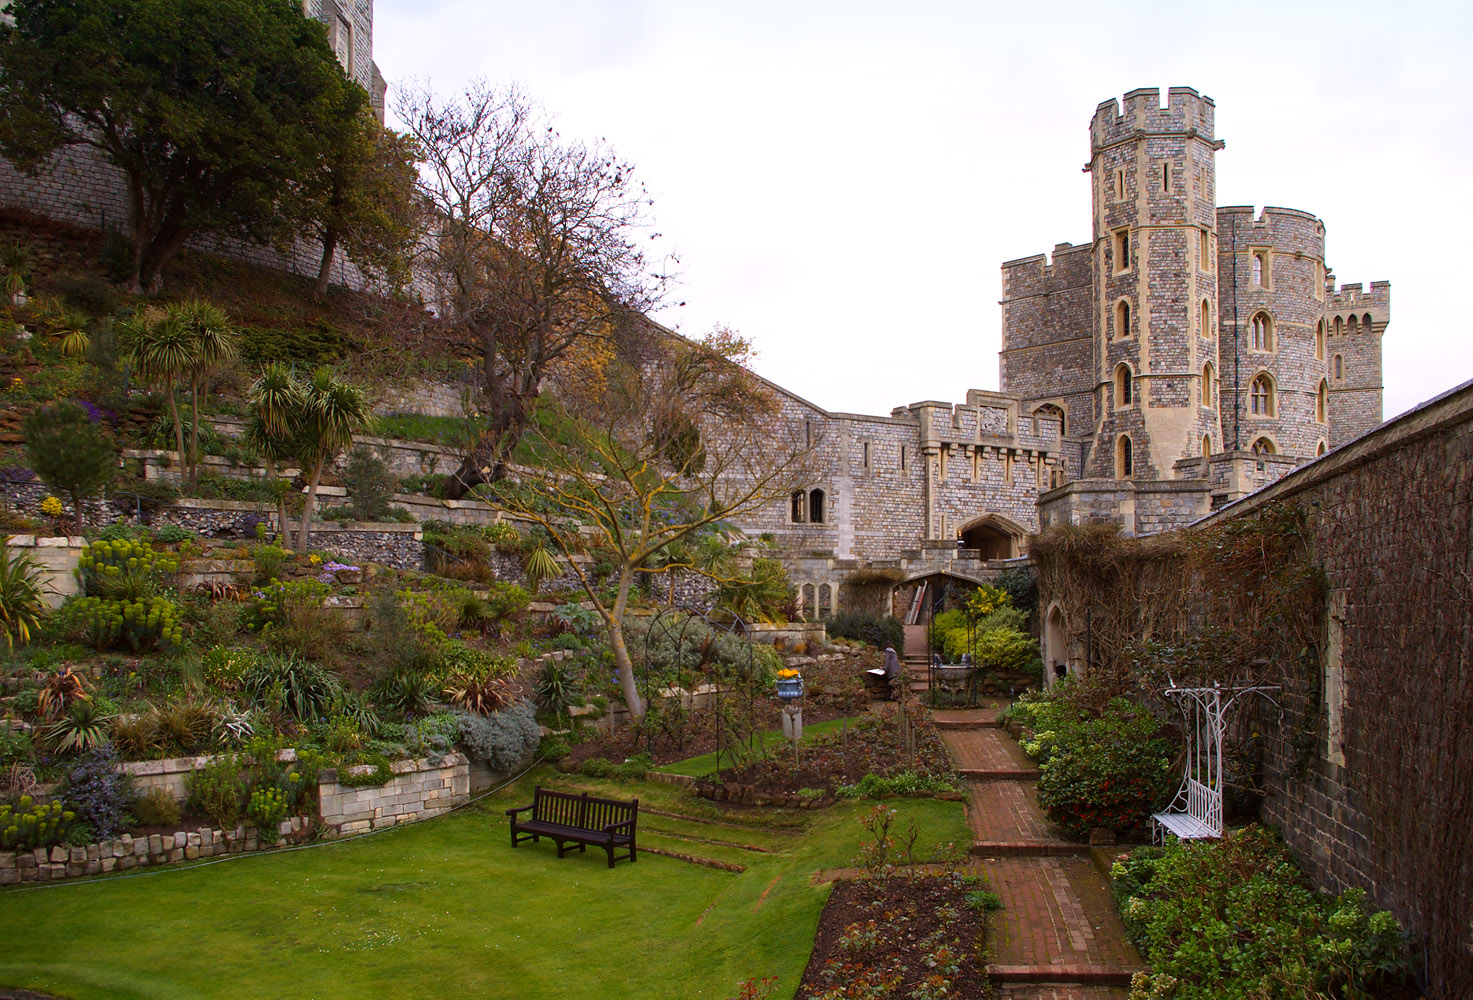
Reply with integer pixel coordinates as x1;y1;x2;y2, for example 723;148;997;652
0;818;312;884
318;753;470;834
3;534;84;608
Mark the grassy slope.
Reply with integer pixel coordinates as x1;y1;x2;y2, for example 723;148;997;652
655;716;861;778
0;769;968;1000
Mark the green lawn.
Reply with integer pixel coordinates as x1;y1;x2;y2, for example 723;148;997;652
654;715;862;778
0;768;968;1000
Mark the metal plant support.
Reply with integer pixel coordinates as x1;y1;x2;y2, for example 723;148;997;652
1153;681;1279;843
638;604;758;779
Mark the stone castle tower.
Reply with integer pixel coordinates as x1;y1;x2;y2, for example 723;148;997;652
1000;86;1388;529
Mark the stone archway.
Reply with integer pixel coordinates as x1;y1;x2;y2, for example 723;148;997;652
1045;603;1068;687
958;513;1028;560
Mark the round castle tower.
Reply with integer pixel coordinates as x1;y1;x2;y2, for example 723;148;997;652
1085;87;1225;480
1215;206;1332;459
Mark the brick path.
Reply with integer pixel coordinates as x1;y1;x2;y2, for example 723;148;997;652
934;707;1143;995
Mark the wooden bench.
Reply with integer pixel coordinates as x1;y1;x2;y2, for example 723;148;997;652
1151;777;1220;843
506;786;638;868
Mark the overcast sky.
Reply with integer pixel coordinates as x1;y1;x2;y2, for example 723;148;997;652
375;0;1472;421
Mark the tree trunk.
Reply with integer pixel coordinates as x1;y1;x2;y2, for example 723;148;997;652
164;381;186;481
297;456;326;552
606;567;645;720
313;227;339;302
69;488;85;534
188;375;201;487
443;393;531;499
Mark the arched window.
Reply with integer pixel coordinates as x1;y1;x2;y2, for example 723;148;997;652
1251;437;1276;455
1315;320;1325;360
1114;363;1133;408
808;488;825;524
1114;299;1131;339
1251;312;1273;351
1033;404;1065;436
1362;312;1372;331
1116;435;1133;479
790;491;806;523
1316;380;1328;423
1348;314;1359;335
1250;374;1274;416
1201;299;1212;337
1334;355;1343;380
1334;316;1343;337
1251;252;1263;285
1201;435;1211;460
1316;440;1328;457
1201;362;1215;409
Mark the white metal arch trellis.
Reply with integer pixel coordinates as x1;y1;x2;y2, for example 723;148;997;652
1151;681;1279;843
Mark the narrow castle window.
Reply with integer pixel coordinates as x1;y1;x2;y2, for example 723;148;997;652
1113;230;1130;272
1200;299;1212;337
1362;312;1372;331
1003;450;1014;485
1347;315;1359;335
808;489;825;524
1116;435;1133;479
1114;300;1131;339
1251;312;1273;351
334;15;353;74
1317;440;1328;457
1334;316;1344;337
1315;321;1326;360
1162;163;1171;193
1115;169;1125;200
1201;362;1216;409
1114;363;1133;409
1251;437;1276;456
1334;355;1343;380
1252;251;1269;287
862;441;870;469
1250;374;1274;416
900;445;906;471
938;447;948;480
791;491;806;523
1201;435;1211;460
971;447;980;482
1316;380;1328;423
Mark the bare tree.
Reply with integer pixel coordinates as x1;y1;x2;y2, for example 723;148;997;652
394;79;669;498
491;325;815;720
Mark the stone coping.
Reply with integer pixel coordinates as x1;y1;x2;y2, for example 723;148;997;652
319;752;466;784
4;534;85;547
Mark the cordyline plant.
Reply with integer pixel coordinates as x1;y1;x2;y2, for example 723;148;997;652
489;323;817;719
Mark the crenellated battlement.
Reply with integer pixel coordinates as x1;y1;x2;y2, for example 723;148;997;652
1326;280;1390;332
1091;86;1215;152
1217;205;1325;258
1000;242;1093;301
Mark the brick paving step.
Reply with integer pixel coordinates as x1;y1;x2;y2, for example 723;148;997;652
960;767;1041;779
942;727;1036;772
987;966;1143;986
966;779;1076;846
971;841;1089;857
977;856;1143;974
997;985;1130;1000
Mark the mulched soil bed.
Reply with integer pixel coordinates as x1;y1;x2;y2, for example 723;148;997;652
560;650;875;771
712;710;953;795
798;873;991;999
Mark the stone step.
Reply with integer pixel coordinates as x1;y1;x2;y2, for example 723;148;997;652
986;965;1147;986
960;767;1041;779
933;718;1002;730
970;841;1090;857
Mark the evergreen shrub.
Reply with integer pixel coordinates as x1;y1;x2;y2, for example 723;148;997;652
823;612;903;650
457;701;540;772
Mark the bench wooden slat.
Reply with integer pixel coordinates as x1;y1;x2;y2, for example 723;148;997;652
505;786;639;868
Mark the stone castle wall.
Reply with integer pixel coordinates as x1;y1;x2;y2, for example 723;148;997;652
1324;281;1389;447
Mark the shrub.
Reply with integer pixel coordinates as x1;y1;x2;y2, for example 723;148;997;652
835;771;956;799
537;735;570;762
55;594;184;651
44;699;113;754
111;699;218;759
249;543;290;585
133;787;181;828
0;797;75;850
23;400;116;531
200;645;256;693
151;524;196;545
533;660;581;720
370;669;438;721
246;787;289;833
823;612;904;650
188;755;247;829
77;537;182;601
1031;697;1175;838
341;446;397;521
242;577;330;632
63;745;133;839
579;757;614;779
0;539;48;652
457;701;540;772
1115;827;1411;1000
241;654;340;721
482;579;531;621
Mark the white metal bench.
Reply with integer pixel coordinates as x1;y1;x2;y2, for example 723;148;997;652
1151;777;1220;843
